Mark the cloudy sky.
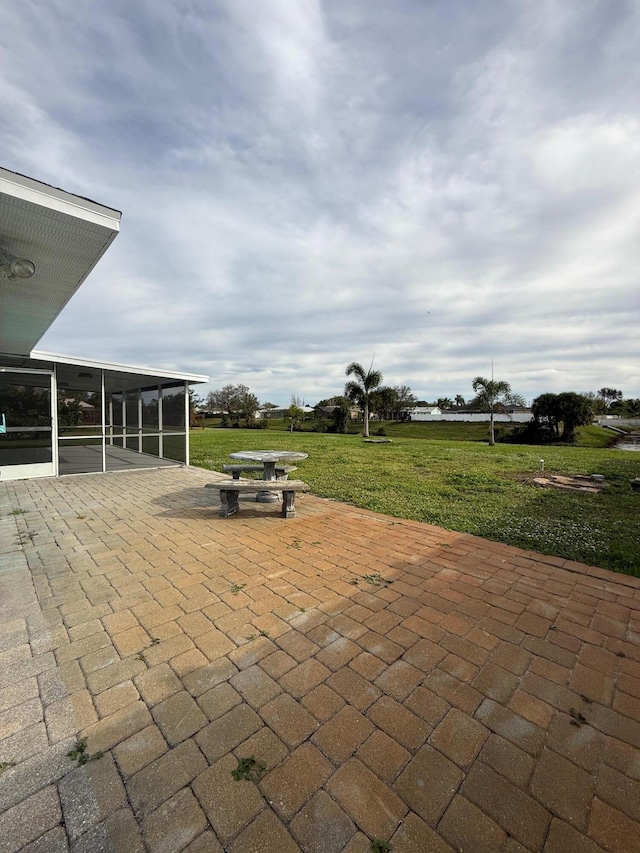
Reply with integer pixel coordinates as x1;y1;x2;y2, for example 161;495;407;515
2;0;639;405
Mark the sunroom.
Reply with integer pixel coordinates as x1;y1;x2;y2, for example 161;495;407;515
0;167;208;482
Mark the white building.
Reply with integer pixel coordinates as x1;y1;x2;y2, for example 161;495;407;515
406;407;532;424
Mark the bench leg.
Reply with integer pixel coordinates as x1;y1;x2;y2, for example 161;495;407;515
232;471;241;480
281;490;296;518
219;489;239;518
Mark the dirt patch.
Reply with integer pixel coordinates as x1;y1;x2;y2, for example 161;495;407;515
532;474;608;494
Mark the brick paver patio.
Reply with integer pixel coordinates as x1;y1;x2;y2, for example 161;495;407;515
1;466;639;852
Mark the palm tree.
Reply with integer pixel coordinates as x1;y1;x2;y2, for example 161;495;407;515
345;361;383;438
471;376;525;446
455;394;465;408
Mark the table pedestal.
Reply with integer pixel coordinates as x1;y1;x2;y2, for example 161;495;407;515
256;490;280;503
256;460;279;503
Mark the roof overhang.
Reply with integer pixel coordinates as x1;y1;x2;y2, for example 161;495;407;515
30;350;208;393
0;167;121;355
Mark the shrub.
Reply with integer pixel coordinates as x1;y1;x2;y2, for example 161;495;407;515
497;420;555;444
332;402;350;433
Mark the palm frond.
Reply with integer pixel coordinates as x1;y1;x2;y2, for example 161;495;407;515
364;370;383;391
345;381;365;403
345;362;366;380
472;376;489;392
505;393;526;406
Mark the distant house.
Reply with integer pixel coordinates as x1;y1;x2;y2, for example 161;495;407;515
315;405;360;421
258;405;315;419
406;406;532;423
406;407;442;420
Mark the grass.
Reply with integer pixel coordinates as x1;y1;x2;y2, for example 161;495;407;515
373;420;509;441
190;427;640;575
200;416;514;441
231;755;267;782
572;425;620;448
66;738;103;766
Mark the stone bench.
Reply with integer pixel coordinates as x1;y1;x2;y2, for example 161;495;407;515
221;464;297;480
206;480;309;518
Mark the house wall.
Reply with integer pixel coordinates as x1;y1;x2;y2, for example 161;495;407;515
596;417;640;427
407;410;533;423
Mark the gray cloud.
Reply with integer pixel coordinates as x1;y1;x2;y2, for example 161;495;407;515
1;0;638;404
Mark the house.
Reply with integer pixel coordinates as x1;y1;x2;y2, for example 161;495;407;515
406;406;532;423
314;405;360;420
405;407;442;420
257;405;315;419
0;167;208;481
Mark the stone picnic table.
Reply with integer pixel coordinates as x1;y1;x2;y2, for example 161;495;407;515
229;450;308;503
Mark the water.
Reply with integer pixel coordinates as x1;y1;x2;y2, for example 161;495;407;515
617;433;640;452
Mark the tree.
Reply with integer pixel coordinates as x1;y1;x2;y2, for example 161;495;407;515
207;385;233;415
345;361;383;437
288;403;304;431
532;392;593;442
189;391;205;427
471;376;525;446
626;399;640;417
455;395;465;408
370;386;398;419
236;386;259;420
58;399;81;428
583;391;607;416
331;399;350;433
392;385;416;420
206;384;259;423
436;397;453;410
609;398;628;415
556;393;593;440
393;385;417;415
531;393;562;440
598;388;623;409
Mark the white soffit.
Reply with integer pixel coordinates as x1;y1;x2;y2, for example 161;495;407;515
32;349;209;386
0;167;121;355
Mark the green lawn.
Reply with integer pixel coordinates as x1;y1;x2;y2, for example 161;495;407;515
190;428;640;576
201;416;514;441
